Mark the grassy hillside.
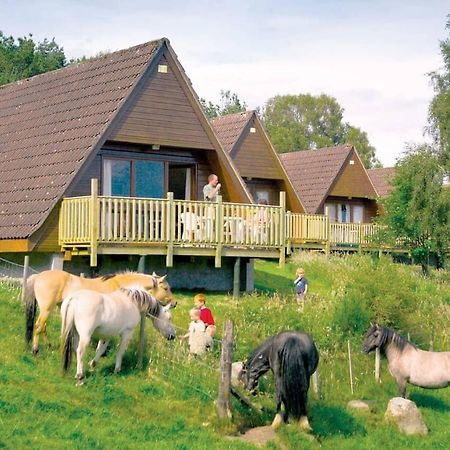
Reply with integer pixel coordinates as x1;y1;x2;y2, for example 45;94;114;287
1;253;449;449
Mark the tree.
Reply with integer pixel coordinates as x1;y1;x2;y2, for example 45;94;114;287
262;93;379;168
0;32;66;86
428;16;450;169
200;90;247;118
343;124;381;168
380;144;450;273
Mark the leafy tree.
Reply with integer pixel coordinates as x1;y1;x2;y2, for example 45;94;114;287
200;90;247;118
0;32;66;86
428;16;450;169
262;93;379;168
380;144;450;273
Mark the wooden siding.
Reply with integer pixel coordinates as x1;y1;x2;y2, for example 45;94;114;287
109;54;214;150
31;204;62;252
233;119;281;179
330;149;377;198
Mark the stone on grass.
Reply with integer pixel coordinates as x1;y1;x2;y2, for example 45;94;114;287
384;397;428;436
347;400;373;412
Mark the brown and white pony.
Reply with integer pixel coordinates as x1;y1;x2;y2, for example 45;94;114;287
24;269;175;354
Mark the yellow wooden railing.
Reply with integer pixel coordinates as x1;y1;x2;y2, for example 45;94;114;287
59;180;384;266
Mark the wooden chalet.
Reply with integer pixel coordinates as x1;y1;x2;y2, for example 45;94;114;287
280;145;381;251
280;145;378;222
210;111;304;212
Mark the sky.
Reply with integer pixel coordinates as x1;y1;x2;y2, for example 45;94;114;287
1;0;449;166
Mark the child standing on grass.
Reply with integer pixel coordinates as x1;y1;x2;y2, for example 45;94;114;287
194;293;216;337
180;308;212;355
294;268;308;311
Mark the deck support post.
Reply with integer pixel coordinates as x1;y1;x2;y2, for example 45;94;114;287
215;195;223;268
89;178;99;267
166;192;174;267
233;257;240;299
279;191;286;267
137;255;146;273
324;209;331;256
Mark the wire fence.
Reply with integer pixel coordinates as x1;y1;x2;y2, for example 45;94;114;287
0;256;38;292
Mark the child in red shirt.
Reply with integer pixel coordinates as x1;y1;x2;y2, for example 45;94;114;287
194;293;216;337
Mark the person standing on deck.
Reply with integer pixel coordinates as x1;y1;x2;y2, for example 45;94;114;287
203;174;221;202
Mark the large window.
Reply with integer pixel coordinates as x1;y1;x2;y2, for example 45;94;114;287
103;158;164;198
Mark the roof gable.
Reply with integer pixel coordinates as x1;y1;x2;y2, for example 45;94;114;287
109;51;215;149
210;111;252;153
330;148;378;199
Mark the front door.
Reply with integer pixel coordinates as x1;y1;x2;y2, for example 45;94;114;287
168;164;196;200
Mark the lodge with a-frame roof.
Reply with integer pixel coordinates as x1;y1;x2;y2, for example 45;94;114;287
0;38;401;289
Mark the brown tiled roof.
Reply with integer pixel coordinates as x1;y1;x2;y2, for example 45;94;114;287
280;145;352;213
367;167;396;197
210;111;253;152
0;39;163;239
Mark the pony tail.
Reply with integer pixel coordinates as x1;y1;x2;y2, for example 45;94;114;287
61;299;75;374
280;337;308;421
24;274;37;345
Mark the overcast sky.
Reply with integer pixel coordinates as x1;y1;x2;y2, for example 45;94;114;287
2;0;449;166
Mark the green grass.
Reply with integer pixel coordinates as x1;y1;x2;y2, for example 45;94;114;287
1;253;450;449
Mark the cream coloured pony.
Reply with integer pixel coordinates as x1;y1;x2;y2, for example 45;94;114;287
24;269;175;354
362;324;450;398
61;287;176;385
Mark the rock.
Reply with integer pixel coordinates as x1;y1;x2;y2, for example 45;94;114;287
384;397;428;435
231;361;243;385
347;400;373;412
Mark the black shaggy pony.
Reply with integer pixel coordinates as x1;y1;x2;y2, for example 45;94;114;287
239;331;319;430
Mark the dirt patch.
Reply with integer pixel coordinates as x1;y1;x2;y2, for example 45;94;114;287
227;426;280;448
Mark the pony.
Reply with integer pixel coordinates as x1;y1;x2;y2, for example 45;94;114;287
24;269;175;354
362;324;450;398
239;331;319;431
61;287;176;385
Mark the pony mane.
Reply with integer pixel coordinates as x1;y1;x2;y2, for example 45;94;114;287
100;270;142;281
121;287;160;315
379;326;414;352
245;335;275;368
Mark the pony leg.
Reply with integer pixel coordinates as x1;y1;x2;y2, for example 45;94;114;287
271;376;284;429
89;340;109;370
114;329;133;373
32;311;50;354
75;336;90;385
397;379;407;398
298;416;313;433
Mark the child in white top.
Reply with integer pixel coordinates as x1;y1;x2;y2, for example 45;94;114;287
180;308;212;355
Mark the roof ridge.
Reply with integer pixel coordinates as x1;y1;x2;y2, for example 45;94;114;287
210;110;253;123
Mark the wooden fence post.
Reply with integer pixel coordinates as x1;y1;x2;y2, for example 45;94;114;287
375;348;381;383
312;369;320;398
21;255;30;303
136;312;146;370
217;320;233;419
347;340;354;395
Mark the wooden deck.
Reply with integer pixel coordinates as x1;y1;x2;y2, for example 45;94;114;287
59;181;399;267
